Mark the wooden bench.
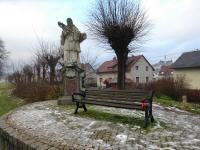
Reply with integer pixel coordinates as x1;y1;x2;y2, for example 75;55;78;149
72;89;155;127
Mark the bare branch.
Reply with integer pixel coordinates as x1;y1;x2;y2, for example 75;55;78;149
87;0;149;53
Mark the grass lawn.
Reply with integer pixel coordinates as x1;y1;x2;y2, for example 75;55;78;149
75;107;157;131
0;82;25;116
155;95;200;114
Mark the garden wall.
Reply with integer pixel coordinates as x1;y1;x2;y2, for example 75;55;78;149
0;114;36;150
0;113;52;150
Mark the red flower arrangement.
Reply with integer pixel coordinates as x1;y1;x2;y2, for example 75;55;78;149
140;99;149;110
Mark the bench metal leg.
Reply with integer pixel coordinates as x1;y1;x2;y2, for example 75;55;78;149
150;115;155;122
82;103;87;112
144;109;149;128
74;102;80;114
149;109;155;122
149;100;155;122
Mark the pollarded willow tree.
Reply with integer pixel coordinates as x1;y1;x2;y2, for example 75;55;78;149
87;0;149;89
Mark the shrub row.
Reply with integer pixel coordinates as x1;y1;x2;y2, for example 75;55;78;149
146;77;200;103
12;82;61;103
147;77;186;101
185;89;200;103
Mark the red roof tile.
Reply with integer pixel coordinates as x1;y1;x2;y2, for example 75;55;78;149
159;65;174;75
97;55;142;73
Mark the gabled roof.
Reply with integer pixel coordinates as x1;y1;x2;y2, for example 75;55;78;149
81;63;95;71
159;65;174;75
97;55;154;73
172;51;200;69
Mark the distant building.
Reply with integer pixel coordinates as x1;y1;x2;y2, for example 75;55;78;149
153;60;173;71
153;60;173;79
81;63;97;87
172;50;200;89
159;65;174;78
97;55;154;88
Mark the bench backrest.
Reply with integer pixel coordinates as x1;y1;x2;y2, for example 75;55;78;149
85;89;153;102
73;89;154;110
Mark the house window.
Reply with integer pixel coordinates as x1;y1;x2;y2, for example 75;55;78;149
136;66;139;70
146;77;149;83
146;66;149;71
136;77;139;83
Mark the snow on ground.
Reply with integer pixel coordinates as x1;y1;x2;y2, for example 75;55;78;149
5;100;200;150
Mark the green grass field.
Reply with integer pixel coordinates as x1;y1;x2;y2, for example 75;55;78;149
155;95;200;114
0;82;25;116
76;108;157;130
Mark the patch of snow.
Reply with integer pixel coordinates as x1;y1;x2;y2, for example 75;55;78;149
96;139;103;144
86;121;97;129
116;134;127;143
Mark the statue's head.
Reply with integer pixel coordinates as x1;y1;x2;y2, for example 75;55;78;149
67;18;73;26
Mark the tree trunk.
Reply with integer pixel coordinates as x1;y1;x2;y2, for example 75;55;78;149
117;52;128;89
28;75;32;83
42;65;46;81
36;66;41;82
50;65;56;84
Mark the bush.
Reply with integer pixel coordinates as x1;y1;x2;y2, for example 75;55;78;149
12;82;61;103
185;89;200;103
147;77;187;101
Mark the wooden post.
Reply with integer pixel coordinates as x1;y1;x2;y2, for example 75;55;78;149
182;95;187;103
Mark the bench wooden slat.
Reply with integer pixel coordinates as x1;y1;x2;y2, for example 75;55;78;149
86;93;148;98
86;91;149;95
87;89;149;93
86;92;149;97
86;95;145;102
77;97;143;106
78;99;143;110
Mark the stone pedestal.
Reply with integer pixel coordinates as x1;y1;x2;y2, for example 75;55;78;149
182;95;187;103
58;78;79;105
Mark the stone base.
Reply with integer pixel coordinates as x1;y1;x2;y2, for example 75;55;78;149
57;96;74;105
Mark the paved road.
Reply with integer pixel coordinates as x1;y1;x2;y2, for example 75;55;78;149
4;101;200;150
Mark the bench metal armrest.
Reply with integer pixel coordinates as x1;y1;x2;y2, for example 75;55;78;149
72;92;86;102
149;90;155;101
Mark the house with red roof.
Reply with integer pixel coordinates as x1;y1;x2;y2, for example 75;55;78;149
159;65;174;78
97;55;155;88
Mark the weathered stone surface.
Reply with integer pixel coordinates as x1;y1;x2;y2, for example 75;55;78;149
0;100;200;150
57;96;74;105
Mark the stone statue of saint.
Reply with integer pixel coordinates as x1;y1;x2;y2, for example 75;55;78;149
58;18;86;67
57;18;86;105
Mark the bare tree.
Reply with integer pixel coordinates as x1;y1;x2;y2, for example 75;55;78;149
43;53;60;84
36;41;61;84
81;50;98;87
81;49;98;69
33;56;41;82
23;64;33;83
87;0;149;89
0;38;8;78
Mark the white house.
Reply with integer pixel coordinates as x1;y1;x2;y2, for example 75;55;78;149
172;50;200;89
96;55;155;88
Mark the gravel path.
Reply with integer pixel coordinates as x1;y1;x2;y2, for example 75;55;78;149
4;100;200;150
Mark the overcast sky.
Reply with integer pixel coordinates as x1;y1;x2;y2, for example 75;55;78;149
0;0;200;67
